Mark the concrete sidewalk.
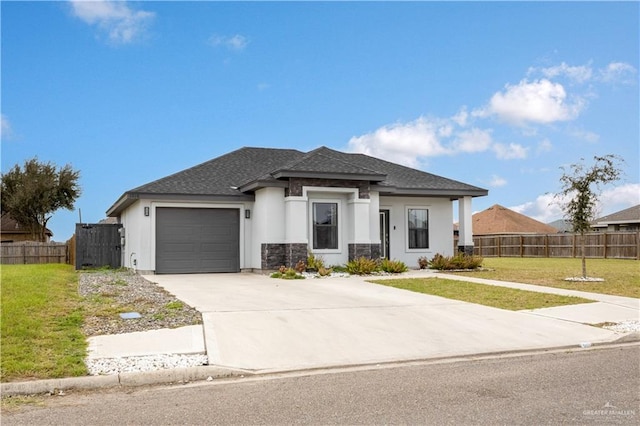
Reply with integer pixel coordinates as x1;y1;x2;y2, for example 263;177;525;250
87;325;206;359
144;272;637;372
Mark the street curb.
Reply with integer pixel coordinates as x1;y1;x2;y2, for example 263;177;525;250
2;334;638;397
1;366;252;396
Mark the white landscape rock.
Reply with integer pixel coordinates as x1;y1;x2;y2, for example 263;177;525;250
86;354;209;376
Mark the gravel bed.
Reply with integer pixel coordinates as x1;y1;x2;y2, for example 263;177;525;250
80;270;207;375
79;270;202;336
86;354;209;376
603;320;640;333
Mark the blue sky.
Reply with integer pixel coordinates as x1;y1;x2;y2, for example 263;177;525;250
2;1;638;241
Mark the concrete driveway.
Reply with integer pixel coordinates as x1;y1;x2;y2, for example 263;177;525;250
148;272;620;372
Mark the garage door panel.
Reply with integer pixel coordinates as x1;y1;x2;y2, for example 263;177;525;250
156;207;240;274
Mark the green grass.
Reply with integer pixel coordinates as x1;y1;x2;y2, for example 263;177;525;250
370;277;595;311
1;264;88;382
450;258;640;298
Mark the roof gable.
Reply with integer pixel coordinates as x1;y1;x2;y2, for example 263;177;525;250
472;204;558;235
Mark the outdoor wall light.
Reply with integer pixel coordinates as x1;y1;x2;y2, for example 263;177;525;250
144;207;150;217
245;209;251;219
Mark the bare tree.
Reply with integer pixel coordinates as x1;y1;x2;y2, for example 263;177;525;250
557;155;623;278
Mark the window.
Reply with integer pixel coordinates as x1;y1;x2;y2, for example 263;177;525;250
313;202;338;250
408;208;429;249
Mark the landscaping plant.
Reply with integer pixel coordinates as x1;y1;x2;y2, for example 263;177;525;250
346;256;380;275
379;258;408;273
428;253;483;270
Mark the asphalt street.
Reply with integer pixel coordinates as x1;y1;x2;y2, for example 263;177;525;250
3;344;639;425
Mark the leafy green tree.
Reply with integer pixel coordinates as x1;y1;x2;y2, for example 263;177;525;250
557;155;623;278
1;158;81;242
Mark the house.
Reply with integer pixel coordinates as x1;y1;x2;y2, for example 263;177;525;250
0;212;53;243
547;219;573;233
470;204;558;235
591;204;640;232
106;146;487;274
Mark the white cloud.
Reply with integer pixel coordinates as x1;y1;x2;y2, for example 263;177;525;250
451;128;493;153
569;127;600;143
208;34;249;51
475;79;585;126
599;183;640;210
530;62;593;84
511;183;640;224
70;0;154;44
599;62;637;84
492;142;528;160
488;175;507;187
536;138;553;154
451;107;469;127
510;193;564;223
1;114;13;140
347;117;450;168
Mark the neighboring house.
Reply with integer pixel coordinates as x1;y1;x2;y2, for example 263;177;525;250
106;146;487;274
591;204;640;232
0;213;53;243
470;204;558;235
547;219;573;233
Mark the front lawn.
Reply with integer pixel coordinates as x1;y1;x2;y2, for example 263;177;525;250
449;258;640;298
370;277;595;311
1;264;88;382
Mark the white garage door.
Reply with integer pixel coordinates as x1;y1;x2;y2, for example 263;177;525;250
156;207;240;274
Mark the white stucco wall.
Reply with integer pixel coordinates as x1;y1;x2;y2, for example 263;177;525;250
251;187;286;269
120;199;252;273
120;199;153;272
379;196;454;267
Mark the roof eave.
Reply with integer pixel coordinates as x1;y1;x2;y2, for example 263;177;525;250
106;191;255;217
373;186;488;198
272;170;386;181
238;179;289;193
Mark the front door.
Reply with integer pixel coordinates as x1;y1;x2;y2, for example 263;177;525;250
379;210;390;259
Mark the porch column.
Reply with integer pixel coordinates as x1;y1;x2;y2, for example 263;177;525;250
347;194;374;260
458;196;474;255
284;196;308;267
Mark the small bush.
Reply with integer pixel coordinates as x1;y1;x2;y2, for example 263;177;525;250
346;257;380;275
306;252;326;271
294;260;306;273
271;268;305;280
331;265;348;273
428;253;483;270
278;265;287;274
318;266;333;276
380;258;408;273
418;256;429;270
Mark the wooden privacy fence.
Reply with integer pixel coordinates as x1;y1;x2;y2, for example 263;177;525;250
459;231;640;259
0;241;69;264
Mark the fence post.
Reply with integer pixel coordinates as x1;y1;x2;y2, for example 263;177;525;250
520;235;523;257
603;232;608;259
544;234;549;258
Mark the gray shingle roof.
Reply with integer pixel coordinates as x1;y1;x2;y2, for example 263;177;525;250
592;204;640;225
107;146;487;216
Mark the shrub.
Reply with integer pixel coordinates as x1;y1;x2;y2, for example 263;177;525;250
318;266;333;276
271;267;305;279
428;253;483;270
379;258;408;273
417;256;429;270
306;252;326;271
294;260;306;273
346;257;379;275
